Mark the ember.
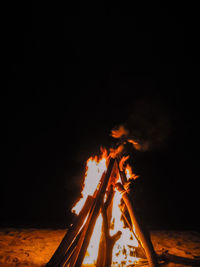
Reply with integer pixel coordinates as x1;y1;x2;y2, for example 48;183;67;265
46;133;159;267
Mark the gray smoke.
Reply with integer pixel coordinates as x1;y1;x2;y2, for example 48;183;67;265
124;96;171;150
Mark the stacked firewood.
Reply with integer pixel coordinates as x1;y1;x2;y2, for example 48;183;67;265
46;156;159;267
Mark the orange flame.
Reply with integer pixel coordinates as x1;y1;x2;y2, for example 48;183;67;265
111;125;129;138
111;125;145;151
72;149;107;215
110;144;124;159
126;164;139;180
119;155;130;171
72;148;139;266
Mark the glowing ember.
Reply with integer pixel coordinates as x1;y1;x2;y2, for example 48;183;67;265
72;148;139;266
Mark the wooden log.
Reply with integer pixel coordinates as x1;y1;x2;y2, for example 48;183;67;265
96;232;106;267
96;186;115;267
116;157;127;185
67;172;108;267
116;183;159;267
104;185;115;211
158;251;200;266
68;223;90;267
46;195;94;267
101;201;122;267
71;157;116;267
68;172;108;267
120;209;146;258
58;225;85;267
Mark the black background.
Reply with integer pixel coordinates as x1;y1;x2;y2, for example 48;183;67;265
2;1;200;230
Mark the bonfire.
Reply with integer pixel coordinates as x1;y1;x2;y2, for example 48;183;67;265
45;126;200;267
45;125;160;267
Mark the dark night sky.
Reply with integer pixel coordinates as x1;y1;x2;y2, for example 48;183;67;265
2;1;200;230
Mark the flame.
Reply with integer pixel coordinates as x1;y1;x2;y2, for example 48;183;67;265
119;156;138;180
111;125;129;138
111;190;138;265
72;148;107;215
110;144;124;159
72;148;139;266
83;214;103;265
111;124;147;151
119;155;130;171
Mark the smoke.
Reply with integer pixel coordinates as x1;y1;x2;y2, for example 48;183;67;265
111;96;171;151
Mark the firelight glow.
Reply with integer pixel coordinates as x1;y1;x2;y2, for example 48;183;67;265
72;148;139;266
72;149;107;215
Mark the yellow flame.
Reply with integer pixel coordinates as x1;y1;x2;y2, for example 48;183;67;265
125;164;133;179
72;152;107;215
83;214;103;265
111;189;138;265
126;164;139;180
72;148;139;266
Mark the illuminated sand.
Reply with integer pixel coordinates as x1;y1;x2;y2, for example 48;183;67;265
2;148;199;266
0;228;200;266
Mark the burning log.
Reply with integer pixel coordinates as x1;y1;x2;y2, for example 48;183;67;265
59;225;86;267
116;182;159;267
96;187;114;267
70;157;115;267
96;185;120;267
101;201;122;267
46;157;114;267
46;195;94;267
116;157;128;185
46;144;160;267
117;159;146;258
120;208;146;258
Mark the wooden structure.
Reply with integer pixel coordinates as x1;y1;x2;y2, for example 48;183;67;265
46;156;159;267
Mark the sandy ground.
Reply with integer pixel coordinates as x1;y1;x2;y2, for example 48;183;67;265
0;228;199;267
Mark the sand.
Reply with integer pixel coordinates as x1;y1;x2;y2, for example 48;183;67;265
0;228;199;266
